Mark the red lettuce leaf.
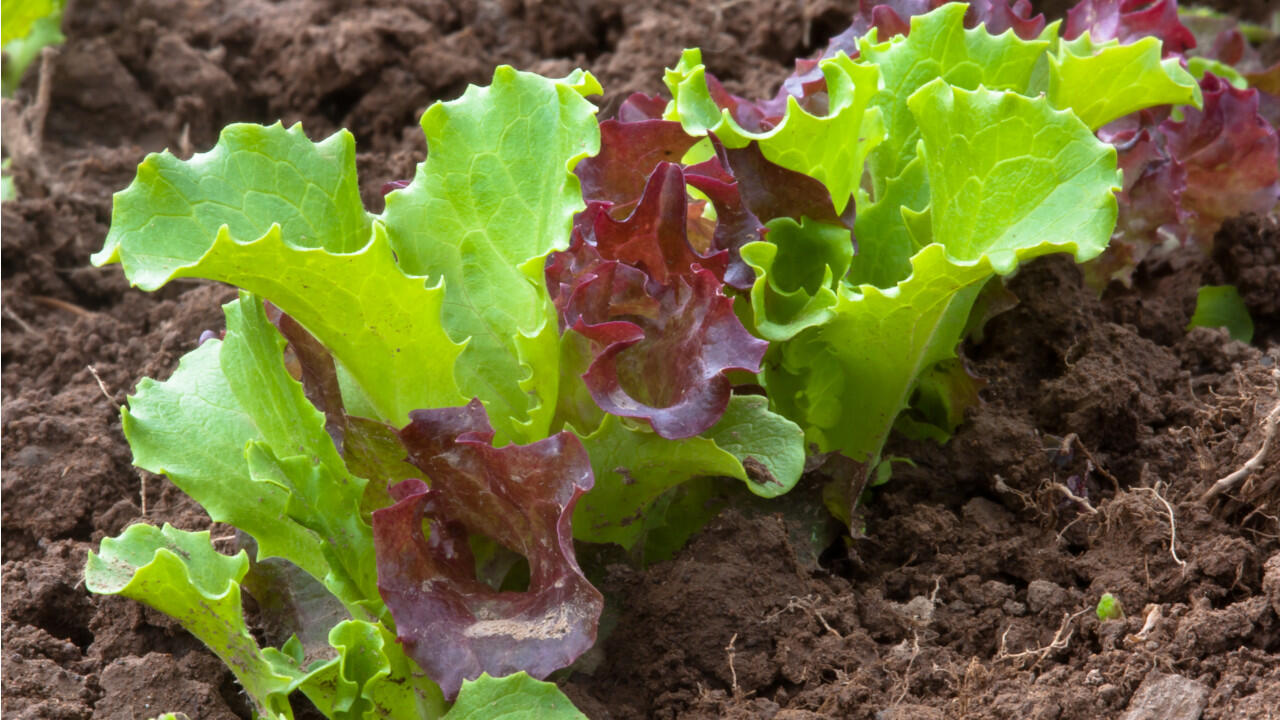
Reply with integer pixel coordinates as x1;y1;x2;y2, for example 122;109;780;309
616;92;668;122
576;118;849;291
1090;73;1279;285
775;57;831;116
271;308;347;450
381;179;411;195
562;84;866;437
687;139;853;288
570;258;763;439
863;2;916;39
577;119;701;214
1063;0;1195;57
1089;110;1189;283
964;0;1046;39
590;162;730;286
1110;136;1187;271
548;172;767;439
1162;73;1280;241
1201;26;1246;66
574;120;789;291
683;153;767;291
708;138;855;230
371;401;601;700
702;72;779;133
268;311;603;695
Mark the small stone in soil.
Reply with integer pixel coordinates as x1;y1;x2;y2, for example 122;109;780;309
1120;671;1209;720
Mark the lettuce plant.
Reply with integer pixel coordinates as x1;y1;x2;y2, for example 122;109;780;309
83;2;1213;716
85;68;608;716
660;1;1200;488
85;64;803;716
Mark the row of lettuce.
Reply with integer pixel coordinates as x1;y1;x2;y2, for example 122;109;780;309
80;1;1278;717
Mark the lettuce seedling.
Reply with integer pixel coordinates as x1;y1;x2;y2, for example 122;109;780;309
662;2;1201;490
85;60;807;715
86;68;612;715
1096;592;1125;621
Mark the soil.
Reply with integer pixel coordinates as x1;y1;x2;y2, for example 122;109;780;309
3;1;1278;719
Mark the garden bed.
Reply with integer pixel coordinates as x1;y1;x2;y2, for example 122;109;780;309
3;1;1279;718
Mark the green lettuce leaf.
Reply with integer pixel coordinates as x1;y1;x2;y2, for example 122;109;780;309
1048;34;1202;131
894;358;986;442
122;294;387;619
192;225;464;426
857;2;1051;194
94;123;372;276
740;217;853;342
571;393;803;550
87;524;448;720
1;0;62;45
572;414;745;548
1;0;63;97
1188;285;1254;343
221;294;379;610
120;338;331;586
765;243;988;461
631;476;729;564
702;394;805;499
912;79;1120;270
664;48;883;213
85;524;301;719
765;81;1120;465
265;621;447;720
443;673;586;720
381;68;602;444
847;152;930;288
91;123;464;425
1185;56;1248;89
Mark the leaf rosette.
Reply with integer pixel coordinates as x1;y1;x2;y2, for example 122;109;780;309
664;1;1199;489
